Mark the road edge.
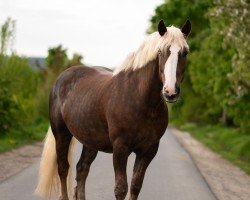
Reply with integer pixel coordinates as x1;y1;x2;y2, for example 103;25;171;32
171;127;250;200
0;142;43;183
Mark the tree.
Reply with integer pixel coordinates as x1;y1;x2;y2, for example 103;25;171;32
0;17;15;55
68;53;83;66
45;45;68;73
0;18;39;134
210;0;250;131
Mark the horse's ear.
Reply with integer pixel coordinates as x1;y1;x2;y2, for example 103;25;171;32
158;20;167;36
181;20;191;37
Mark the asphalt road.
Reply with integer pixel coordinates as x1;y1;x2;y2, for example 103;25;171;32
0;129;216;200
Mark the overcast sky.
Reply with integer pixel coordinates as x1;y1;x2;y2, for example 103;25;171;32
0;0;163;67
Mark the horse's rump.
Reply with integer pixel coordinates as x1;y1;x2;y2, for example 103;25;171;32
50;66;113;152
52;66;112;103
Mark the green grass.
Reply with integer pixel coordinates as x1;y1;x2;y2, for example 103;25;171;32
0;119;49;153
174;122;250;175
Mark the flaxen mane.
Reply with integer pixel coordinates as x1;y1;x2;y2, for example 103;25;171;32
114;26;189;75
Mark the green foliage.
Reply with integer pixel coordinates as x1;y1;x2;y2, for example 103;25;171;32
209;0;250;132
0;17;85;150
46;45;68;73
149;0;250;133
0;118;48;153
0;54;39;135
0;17;15;55
148;0;212;50
68;53;83;66
35;70;57;120
0;76;18;133
189;27;233;122
46;45;83;72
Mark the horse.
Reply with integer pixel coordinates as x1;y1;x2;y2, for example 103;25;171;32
35;19;191;200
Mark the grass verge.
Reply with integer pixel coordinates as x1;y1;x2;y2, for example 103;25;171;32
174;122;250;175
0;119;49;153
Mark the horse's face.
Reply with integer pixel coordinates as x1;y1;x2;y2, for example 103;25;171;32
157;20;191;103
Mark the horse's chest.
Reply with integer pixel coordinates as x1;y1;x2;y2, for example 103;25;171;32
129;116;168;151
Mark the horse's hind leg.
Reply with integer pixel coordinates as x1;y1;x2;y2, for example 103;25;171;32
74;146;97;200
52;124;72;200
129;143;159;200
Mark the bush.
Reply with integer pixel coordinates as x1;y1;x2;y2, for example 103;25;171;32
0;54;40;135
0;18;85;147
0;77;18;134
35;69;57;120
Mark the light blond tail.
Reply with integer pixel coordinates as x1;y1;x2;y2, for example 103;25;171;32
35;126;77;199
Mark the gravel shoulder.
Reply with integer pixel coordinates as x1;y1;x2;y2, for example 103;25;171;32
171;127;250;200
0;142;43;183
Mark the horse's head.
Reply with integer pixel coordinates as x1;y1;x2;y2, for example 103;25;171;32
157;20;191;103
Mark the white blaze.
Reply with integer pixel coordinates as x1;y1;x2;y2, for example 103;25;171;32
164;45;180;95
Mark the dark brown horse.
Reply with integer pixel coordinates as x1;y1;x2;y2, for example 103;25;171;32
35;20;191;200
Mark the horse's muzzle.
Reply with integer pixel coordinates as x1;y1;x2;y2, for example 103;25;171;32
163;87;180;103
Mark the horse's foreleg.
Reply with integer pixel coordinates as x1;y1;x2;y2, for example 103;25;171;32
129;143;159;200
74;146;97;200
113;140;131;200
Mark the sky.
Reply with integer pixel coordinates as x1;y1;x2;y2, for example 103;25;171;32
0;0;163;67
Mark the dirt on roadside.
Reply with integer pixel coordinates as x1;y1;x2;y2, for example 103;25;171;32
171;127;250;200
0;142;43;183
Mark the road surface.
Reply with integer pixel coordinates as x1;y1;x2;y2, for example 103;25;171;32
0;129;216;200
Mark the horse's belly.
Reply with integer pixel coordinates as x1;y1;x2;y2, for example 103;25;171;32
62;91;113;152
65;116;113;153
76;128;113;153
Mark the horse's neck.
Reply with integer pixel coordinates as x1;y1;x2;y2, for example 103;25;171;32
139;60;163;105
116;59;163;108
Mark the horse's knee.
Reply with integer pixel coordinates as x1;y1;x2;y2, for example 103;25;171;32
76;163;90;181
76;161;83;174
115;180;128;200
130;183;140;196
58;159;69;178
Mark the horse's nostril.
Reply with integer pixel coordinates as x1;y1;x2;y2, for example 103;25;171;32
164;87;180;97
164;91;179;100
170;94;177;99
